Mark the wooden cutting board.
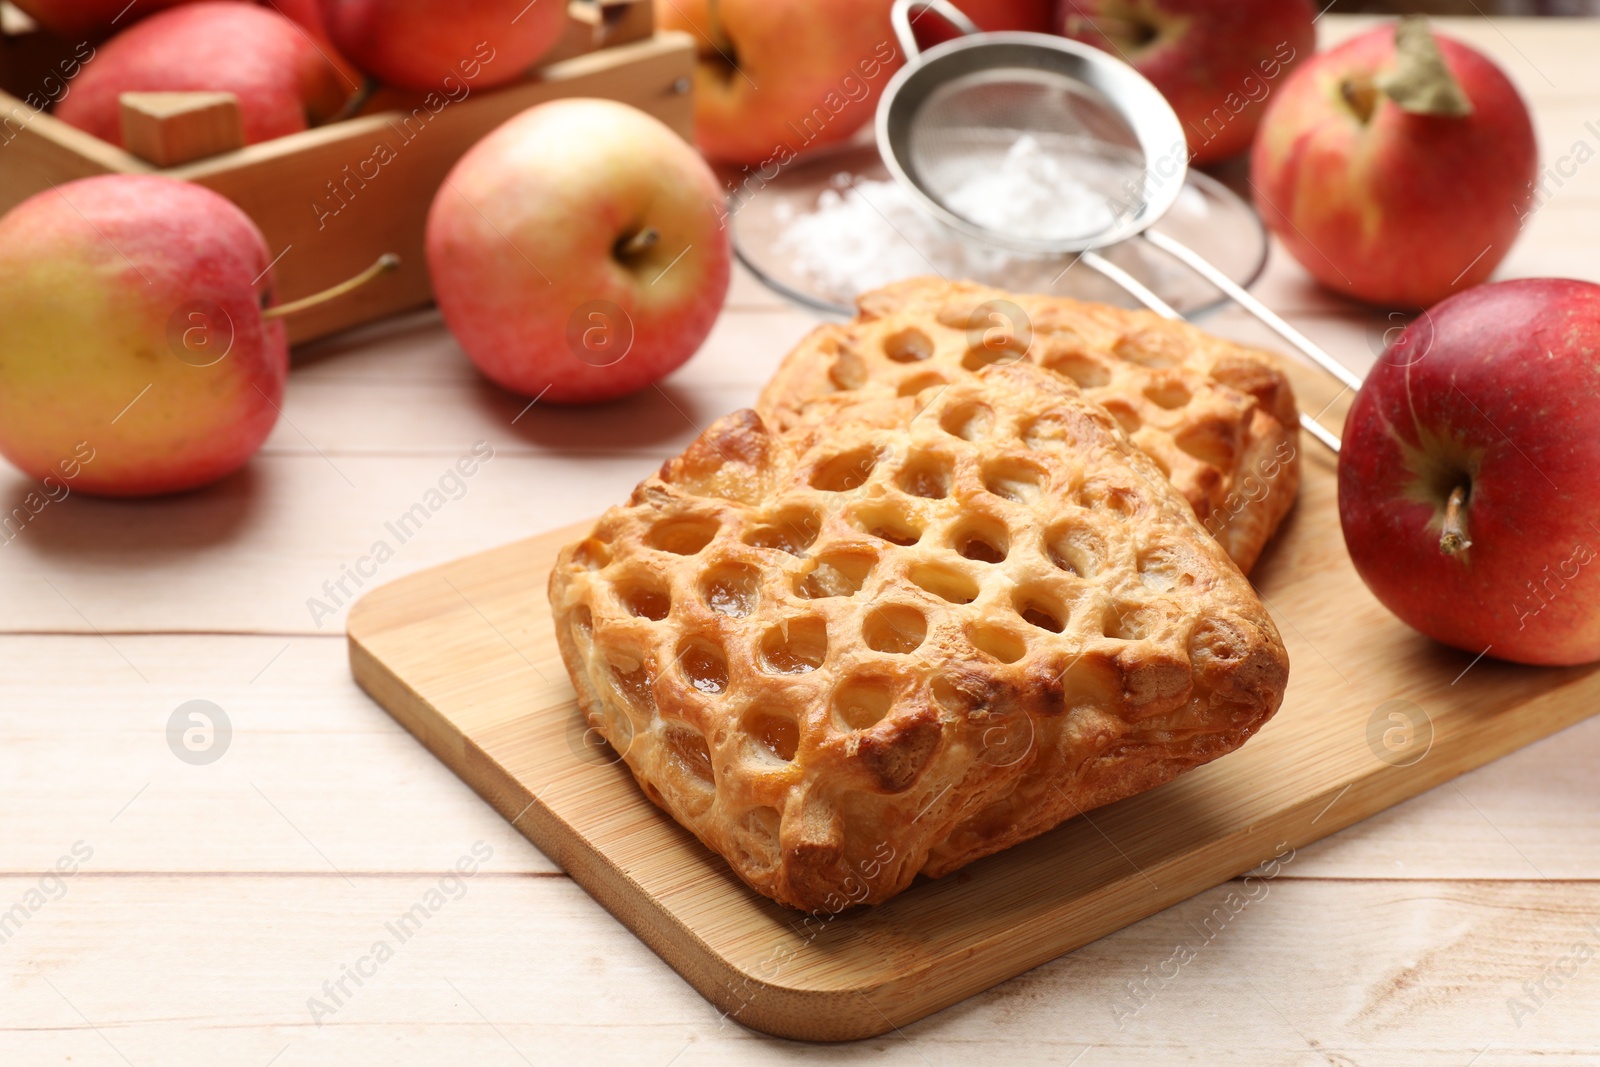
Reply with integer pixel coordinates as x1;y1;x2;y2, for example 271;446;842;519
346;444;1600;1042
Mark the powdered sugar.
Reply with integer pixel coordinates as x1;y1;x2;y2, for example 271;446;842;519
775;134;1120;298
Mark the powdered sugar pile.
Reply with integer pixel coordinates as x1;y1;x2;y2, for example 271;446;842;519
775;134;1120;298
938;134;1119;240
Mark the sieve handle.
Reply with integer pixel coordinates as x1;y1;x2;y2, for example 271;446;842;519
891;0;983;60
1141;229;1366;394
1080;248;1346;454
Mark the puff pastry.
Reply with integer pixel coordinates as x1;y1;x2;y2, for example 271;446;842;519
759;278;1301;573
549;363;1290;912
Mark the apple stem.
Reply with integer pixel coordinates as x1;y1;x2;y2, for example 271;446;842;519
261;254;400;321
1376;16;1473;117
616;227;660;260
1440;484;1473;556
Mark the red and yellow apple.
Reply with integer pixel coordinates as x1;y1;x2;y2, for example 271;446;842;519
56;2;355;147
9;0;203;38
656;0;901;166
425;99;731;404
1058;0;1316;165
1339;278;1600;667
0;176;286;496
320;0;569;93
1251;19;1537;309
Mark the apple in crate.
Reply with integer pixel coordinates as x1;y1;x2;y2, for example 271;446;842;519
426;99;731;404
657;0;900;165
1251;19;1537;309
320;0;569;93
0;176;286;496
1058;0;1317;165
9;0;202;38
1339;279;1600;667
55;2;355;147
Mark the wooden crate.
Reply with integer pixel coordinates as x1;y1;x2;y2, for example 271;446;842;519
0;1;694;343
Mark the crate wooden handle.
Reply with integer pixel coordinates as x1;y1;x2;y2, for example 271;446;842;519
119;91;245;168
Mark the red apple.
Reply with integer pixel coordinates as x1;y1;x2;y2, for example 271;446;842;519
8;0;204;38
1058;0;1316;165
915;0;1055;47
425;99;731;404
319;0;568;93
0;176;285;496
1339;278;1600;667
656;0;901;166
55;2;356;147
1251;19;1537;309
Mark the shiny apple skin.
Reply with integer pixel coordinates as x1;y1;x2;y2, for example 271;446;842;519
1338;278;1600;666
54;2;353;146
320;0;568;93
1252;25;1537;309
657;0;900;166
425;99;731;404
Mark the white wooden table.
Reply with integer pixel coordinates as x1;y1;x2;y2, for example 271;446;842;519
2;16;1597;1066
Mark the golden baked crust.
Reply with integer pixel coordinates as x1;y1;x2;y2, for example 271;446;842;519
759;278;1301;573
549;364;1290;913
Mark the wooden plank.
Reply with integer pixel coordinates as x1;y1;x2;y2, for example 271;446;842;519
2;633;1596;882
1;877;1595;1063
345;454;1600;1040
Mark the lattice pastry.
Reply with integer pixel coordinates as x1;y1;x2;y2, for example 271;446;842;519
759;277;1301;574
549;363;1289;912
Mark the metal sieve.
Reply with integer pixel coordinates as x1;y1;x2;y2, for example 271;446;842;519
877;0;1358;451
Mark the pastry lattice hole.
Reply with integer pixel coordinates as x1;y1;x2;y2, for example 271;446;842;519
1013;590;1066;633
702;564;759;618
1145;380;1192;410
863;605;927;654
1079;480;1145;521
953;517;1009;564
896;453;952;499
1102;399;1142;436
742;709;799;762
610;662;656;714
1115;330;1183;368
573;538;610;570
1174;421;1238;471
856;506;921;546
811;448;879;492
883;326;934;363
572;604;593;638
620;582;670;621
981;458;1046;504
960;336;1029;372
968;624;1027;664
796;550;875;599
939;401;994;442
760;617;828;674
897;370;947;398
677;640;729;694
1043;350;1110;388
1047;523;1107;578
744;509;821;555
661;721;715;786
1139;546;1199;592
833;676;895;731
908;563;980;605
1106;601;1160;641
649;517;719;555
736;806;782;870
